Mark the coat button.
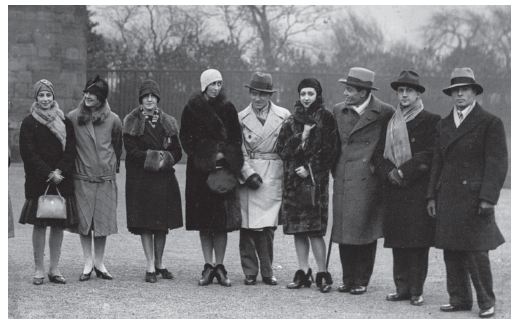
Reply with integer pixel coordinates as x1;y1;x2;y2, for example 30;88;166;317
411;138;415;142
365;141;370;145
248;135;252;139
362;158;367;163
462;180;467;185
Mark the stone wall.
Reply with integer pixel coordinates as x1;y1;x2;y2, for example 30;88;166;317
8;5;87;161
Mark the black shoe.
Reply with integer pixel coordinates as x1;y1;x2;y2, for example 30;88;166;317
287;268;313;289
145;271;157;283
338;284;352;293
386;293;411;301
479;306;495;318
316;272;333;293
198;263;215;286
262;276;278;285
32;277;44;285
214;264;231;287
48;274;66;284
440;304;472;312
350;285;367;295
410;295;424;306
155;267;174;279
94;267;113;280
79;268;93;282
244;275;257;285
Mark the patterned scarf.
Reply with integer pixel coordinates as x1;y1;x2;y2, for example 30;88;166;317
30;101;67;150
383;98;424;167
140;106;160;128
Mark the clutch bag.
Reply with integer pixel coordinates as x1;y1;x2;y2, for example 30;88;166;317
36;184;67;219
300;164;319;207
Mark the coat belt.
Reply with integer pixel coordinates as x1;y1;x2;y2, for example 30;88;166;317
249;152;280;160
73;173;116;183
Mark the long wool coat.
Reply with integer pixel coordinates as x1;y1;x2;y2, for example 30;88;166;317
426;103;507;251
123;107;183;234
180;91;244;232
372;109;440;248
331;95;395;245
68;101;123;237
276;100;340;235
238;101;291;229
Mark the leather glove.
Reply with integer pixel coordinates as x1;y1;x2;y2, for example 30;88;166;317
478;200;495;217
245;173;263;190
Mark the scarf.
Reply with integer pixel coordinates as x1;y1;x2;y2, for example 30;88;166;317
346;93;371;116
293;98;323;125
140;106;159;128
77;99;111;126
30;101;67;150
251;101;270;126
383;98;424;168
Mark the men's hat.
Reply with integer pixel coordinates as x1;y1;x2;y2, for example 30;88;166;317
34;79;55;100
84;75;109;103
391;70;426;93
244;71;276;93
200;69;223;92
442;67;483;96
139;79;161;104
339;67;379;90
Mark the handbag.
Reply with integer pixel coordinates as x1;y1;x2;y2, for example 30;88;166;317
206;166;239;195
300;164;319;207
36;184;67;219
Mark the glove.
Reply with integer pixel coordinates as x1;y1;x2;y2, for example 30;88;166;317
245;173;263;190
388;168;403;186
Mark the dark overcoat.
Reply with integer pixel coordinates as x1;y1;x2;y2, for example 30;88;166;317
331;95;395;245
180;91;244;232
276;100;340;235
19;114;77;199
372;109;440;248
123;107;183;234
426;103;507;251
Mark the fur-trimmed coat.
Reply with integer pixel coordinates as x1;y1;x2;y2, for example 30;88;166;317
123;107;183;234
180;90;244;232
276;100;340;235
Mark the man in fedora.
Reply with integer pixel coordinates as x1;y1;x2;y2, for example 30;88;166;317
426;68;507;318
372;70;440;306
331;67;395;294
238;71;291;286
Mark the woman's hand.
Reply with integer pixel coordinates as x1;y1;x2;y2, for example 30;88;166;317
48;170;64;185
159;151;164;168
427;199;436;218
295;166;310;178
216;152;225;160
302;124;316;141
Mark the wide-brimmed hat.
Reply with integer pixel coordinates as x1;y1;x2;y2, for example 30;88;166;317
442;67;483;96
244;71;277;93
339;67;379;91
391;70;426;93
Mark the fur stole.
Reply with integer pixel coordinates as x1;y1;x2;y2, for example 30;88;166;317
185;90;228;141
30;101;67;150
293;99;324;125
77;99;112;126
123;106;179;137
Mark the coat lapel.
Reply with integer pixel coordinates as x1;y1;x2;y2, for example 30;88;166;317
257;103;284;140
444;103;485;153
406;110;425;133
241;105;263;138
350;96;381;135
84;121;97;146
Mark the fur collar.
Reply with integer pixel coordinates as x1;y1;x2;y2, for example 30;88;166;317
77;99;112;125
186;90;229;141
123;106;179;137
293;99;324;125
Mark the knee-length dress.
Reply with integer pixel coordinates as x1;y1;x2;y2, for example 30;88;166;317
68;101;122;237
276;100;339;236
123;107;183;235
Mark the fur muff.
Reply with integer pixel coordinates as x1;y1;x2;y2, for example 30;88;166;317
144;150;161;172
160;151;175;171
123;106;179;137
77;99;112;126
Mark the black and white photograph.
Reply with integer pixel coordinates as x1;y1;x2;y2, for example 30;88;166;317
6;3;512;319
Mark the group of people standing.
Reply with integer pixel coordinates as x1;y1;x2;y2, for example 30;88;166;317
14;65;507;318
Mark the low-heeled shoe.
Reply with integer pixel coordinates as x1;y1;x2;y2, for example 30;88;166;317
145;271;157;283
386;293;411;301
338;284;352;293
350;286;367;295
410;295;424;306
479;306;495;318
244;275;257;285
79;268;94;282
262;276;278;285
33;277;44;285
94;267;113;280
214;264;231;287
155;267;174;279
440;304;472;312
198;263;214;286
48;274;66;284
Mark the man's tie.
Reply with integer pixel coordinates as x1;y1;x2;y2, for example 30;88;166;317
458;111;464;123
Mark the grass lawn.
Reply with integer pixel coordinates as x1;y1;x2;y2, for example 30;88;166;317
8;163;511;319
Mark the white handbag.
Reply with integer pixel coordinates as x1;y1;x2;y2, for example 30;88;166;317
36;184;67;219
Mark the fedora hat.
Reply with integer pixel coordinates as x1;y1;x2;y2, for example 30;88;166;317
391;70;425;93
244;71;277;93
339;67;379;91
442;67;483;96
